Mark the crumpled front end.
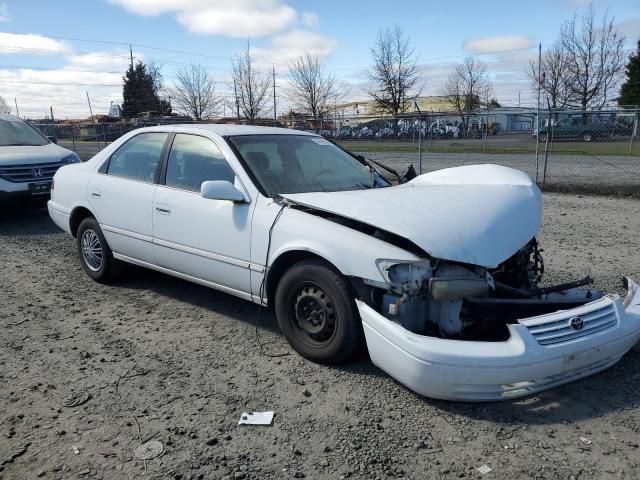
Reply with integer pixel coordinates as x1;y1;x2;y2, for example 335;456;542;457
359;278;640;401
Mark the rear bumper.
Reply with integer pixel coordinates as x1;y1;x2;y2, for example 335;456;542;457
359;283;640;401
47;200;71;234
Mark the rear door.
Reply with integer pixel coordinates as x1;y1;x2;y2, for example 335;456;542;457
88;131;169;264
152;133;252;296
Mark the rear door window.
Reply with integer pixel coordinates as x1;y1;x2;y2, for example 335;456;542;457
107;132;168;183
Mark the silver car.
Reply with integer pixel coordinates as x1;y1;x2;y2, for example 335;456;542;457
0;113;80;205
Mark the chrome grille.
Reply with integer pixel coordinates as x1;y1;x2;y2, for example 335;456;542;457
0;161;65;183
521;300;618;346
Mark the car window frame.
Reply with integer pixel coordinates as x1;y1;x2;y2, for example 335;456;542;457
158;132;248;197
98;131;172;184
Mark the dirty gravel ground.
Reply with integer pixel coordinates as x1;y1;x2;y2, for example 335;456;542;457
1;193;640;480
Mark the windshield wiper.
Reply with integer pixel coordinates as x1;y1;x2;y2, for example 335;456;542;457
355;155;403;184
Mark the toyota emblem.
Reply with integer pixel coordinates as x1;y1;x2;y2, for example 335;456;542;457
31;168;43;178
569;317;584;330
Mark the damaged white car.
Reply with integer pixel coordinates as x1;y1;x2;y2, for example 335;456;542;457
48;125;640;401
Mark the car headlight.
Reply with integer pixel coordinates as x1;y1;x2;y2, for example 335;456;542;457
62;153;81;164
375;259;431;293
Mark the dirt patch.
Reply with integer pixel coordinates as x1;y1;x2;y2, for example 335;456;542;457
1;194;640;480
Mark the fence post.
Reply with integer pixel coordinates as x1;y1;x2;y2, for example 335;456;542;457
630;108;638;156
541;106;552;187
418;117;422;175
482;114;487;153
71;125;76;153
534;112;540;183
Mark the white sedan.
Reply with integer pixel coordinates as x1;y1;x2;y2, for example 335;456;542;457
48;124;640;401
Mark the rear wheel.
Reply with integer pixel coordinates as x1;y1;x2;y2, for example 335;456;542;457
274;259;362;364
77;217;123;283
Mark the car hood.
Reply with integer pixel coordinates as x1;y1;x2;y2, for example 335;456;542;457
281;164;542;268
0;143;71;165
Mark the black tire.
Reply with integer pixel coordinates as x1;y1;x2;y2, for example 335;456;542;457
274;259;363;364
76;217;123;283
538;133;547;143
582;131;594;142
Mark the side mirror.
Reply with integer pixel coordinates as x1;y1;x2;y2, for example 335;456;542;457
47;136;58;144
201;180;247;203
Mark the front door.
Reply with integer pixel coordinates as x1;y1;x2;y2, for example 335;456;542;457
152;133;252;296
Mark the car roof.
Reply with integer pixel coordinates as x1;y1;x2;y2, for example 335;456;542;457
166;124;318;137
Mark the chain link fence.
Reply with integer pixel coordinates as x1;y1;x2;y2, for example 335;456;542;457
33;107;640;196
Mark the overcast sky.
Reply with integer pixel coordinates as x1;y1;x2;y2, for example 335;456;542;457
0;0;639;118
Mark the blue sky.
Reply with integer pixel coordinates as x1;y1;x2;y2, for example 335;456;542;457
1;0;639;118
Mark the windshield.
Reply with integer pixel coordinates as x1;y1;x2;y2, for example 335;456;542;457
228;134;388;196
0;117;49;147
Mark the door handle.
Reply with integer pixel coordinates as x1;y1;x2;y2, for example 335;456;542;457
155;206;171;214
91;190;101;198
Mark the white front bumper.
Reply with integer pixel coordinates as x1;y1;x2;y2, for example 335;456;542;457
359;285;640;401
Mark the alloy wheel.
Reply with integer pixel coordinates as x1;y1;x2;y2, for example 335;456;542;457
81;229;103;272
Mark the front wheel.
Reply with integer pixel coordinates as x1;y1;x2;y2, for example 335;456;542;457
77;217;123;283
274;259;363;364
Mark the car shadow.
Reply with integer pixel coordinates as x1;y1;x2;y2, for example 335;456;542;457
118;265;387;377
116;265;283;335
0;206;61;236
396;347;640;425
63;244;640;424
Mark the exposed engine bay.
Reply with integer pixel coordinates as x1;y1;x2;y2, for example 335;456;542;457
359;239;601;341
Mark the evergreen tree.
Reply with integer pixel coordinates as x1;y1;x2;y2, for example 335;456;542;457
121;61;171;118
619;40;640;107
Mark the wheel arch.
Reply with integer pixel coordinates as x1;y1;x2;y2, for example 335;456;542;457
69;206;95;238
266;249;346;307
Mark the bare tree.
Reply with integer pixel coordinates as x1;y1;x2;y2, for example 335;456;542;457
287;52;342;120
561;4;625;110
171;65;220;120
443;57;492;128
528;42;571;110
0;96;10;114
368;26;421;115
231;43;271;122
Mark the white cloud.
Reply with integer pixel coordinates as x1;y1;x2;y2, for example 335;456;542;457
463;35;533;54
254;30;337;64
110;0;298;37
301;12;319;28
0;3;9;22
1;68;122;118
66;51;134;72
0;32;72;55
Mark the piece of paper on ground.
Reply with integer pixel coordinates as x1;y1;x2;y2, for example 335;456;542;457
238;411;274;426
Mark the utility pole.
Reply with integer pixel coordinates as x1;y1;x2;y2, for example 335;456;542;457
534;42;542;183
518;91;521;108
86;91;94;120
129;44;134;70
14;98;19;118
50;106;55;123
272;64;277;122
